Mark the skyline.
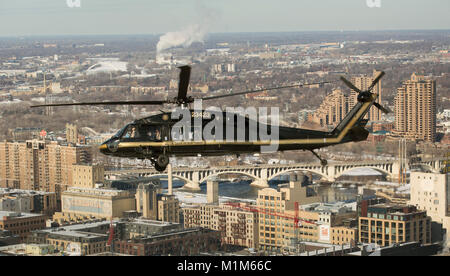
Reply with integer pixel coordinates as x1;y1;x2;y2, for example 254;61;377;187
0;0;449;37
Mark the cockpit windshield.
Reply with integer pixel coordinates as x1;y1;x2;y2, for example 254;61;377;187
119;124;162;141
112;125;128;139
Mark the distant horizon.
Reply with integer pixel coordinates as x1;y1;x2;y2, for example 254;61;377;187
1;28;449;39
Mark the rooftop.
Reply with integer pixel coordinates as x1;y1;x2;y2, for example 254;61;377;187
36;221;111;239
64;186;132;197
300;202;354;214
367;204;421;216
0;211;45;220
129;218;179;227
0;188;54;196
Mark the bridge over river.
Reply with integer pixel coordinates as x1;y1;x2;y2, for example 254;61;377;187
105;158;446;191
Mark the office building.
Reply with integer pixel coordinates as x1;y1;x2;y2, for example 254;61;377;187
157;194;180;223
359;204;432;247
0;211;47;242
0;229;20;246
136;183;180;223
27;221;111;255
53;187;136;224
256;176;321;252
330;226;358;246
0;244;56;256
10;128;41;141
183;203;259;249
113;228;221;256
116;218;181;240
394;73;436;142
72;163;104;189
409;172;450;246
0;194;31;213
0;188;57;216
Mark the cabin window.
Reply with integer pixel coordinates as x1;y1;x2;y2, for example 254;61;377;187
121;124;162;141
144;125;162;141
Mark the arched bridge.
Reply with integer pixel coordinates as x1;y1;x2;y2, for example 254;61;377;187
105;158;446;191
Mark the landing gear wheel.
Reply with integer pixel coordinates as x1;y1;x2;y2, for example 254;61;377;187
154;163;166;172
156;154;169;169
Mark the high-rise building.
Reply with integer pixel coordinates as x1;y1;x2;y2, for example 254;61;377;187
394;73;436;142
311;71;383;127
311;89;349;127
0;140;92;201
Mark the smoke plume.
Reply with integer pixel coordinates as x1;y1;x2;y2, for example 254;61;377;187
156;24;208;54
156;0;220;55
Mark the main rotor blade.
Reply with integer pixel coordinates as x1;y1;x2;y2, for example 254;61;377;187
177;65;191;102
340;76;362;93
200;81;333;101
373;102;391;114
367;71;385;92
30;100;167;108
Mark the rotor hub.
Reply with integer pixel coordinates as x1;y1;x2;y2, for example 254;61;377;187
357;91;373;103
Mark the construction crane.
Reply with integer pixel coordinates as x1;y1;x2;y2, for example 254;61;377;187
224;202;318;254
107;219;115;253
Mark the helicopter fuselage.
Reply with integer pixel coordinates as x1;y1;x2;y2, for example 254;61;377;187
99;102;371;161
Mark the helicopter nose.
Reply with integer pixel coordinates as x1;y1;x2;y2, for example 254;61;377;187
99;143;110;155
99;140;119;155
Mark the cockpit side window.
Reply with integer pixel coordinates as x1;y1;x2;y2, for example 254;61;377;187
121;125;139;139
120;124;144;140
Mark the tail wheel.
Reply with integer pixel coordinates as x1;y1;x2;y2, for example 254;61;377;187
154;163;166;172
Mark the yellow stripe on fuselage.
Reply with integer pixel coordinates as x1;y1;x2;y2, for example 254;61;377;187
99;98;374;149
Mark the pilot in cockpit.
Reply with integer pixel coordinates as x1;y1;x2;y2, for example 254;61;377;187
123;126;139;139
147;127;161;141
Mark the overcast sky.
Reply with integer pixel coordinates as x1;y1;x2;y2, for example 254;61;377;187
0;0;449;36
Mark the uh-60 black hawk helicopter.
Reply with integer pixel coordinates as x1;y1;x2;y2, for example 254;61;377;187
32;66;389;172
